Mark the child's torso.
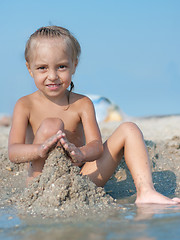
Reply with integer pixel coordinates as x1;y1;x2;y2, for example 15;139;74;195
27;92;85;147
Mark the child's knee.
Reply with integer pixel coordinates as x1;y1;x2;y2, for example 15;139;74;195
37;118;64;138
118;122;143;138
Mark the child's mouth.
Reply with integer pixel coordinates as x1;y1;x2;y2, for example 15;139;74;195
46;84;61;90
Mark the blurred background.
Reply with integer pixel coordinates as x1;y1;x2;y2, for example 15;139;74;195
0;0;179;117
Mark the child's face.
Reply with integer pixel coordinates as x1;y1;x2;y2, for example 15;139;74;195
26;38;77;100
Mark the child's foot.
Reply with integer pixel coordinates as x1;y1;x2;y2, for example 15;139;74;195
135;189;180;205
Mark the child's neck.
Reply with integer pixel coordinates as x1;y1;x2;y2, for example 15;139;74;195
37;90;69;107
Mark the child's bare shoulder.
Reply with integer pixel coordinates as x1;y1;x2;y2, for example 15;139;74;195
70;92;93;109
15;92;38;112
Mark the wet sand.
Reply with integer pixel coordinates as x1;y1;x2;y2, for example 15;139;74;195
0;115;180;220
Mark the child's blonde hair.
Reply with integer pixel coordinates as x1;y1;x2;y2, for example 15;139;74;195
25;25;81;64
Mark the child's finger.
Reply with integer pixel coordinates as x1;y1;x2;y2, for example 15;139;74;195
69;154;78;163
57;130;62;135
43;135;60;151
59;137;65;144
71;150;75;156
57;130;65;138
63;142;75;153
59;137;74;151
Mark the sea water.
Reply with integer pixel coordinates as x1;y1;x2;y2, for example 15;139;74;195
1;202;180;240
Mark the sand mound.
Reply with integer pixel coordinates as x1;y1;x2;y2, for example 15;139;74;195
17;147;114;218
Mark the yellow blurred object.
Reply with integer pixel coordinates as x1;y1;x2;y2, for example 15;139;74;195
105;106;122;122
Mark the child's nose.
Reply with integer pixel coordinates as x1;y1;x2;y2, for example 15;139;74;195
48;69;58;81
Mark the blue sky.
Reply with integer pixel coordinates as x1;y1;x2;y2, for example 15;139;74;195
0;0;179;117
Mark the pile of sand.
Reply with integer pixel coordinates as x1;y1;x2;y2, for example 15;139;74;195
15;147;114;218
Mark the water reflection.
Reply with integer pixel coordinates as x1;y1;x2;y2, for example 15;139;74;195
1;203;180;240
135;204;180;221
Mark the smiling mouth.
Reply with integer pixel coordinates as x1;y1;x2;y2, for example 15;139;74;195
46;84;61;90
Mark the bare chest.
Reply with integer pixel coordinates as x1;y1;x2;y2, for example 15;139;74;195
29;103;84;146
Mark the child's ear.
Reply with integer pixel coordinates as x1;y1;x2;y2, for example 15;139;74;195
72;59;78;74
26;62;33;77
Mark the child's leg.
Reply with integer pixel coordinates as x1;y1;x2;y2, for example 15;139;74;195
81;122;180;204
27;118;64;182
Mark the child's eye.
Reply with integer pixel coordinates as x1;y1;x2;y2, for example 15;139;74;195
58;65;66;70
38;66;46;70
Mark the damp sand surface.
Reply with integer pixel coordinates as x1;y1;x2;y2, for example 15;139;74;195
0;115;180;240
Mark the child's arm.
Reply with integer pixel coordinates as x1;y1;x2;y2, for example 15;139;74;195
60;97;103;164
8;98;61;163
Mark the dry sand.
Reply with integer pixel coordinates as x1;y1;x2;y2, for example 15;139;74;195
0;115;180;218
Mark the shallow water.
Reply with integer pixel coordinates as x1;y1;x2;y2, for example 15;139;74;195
1;202;180;240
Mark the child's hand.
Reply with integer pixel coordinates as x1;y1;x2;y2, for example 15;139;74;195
59;133;85;164
38;130;62;158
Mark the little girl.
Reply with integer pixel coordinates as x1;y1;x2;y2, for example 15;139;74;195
8;26;180;204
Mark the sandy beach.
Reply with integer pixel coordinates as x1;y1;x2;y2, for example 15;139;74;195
0;115;180;218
